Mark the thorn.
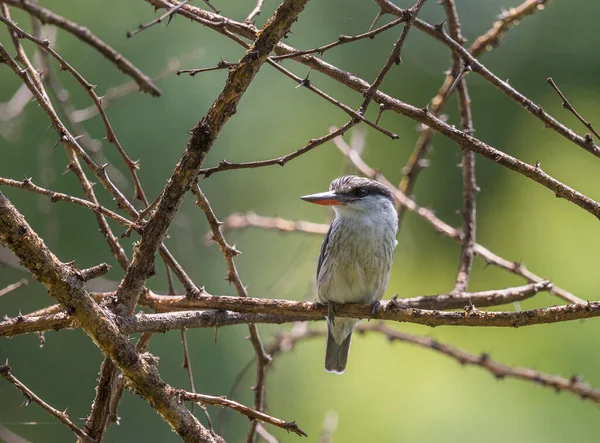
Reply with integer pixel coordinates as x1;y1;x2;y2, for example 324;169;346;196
296;71;311;89
434;19;447;33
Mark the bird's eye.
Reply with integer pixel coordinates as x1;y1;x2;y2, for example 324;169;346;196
353;187;368;197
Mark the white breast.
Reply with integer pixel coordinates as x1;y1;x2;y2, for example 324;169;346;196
317;202;398;305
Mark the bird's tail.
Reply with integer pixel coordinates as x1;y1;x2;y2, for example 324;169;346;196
325;321;354;374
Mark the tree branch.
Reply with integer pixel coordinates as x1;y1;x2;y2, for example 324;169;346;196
0;0;161;96
0;191;222;442
0;365;94;442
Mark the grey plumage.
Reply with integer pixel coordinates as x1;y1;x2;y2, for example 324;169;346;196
302;176;398;374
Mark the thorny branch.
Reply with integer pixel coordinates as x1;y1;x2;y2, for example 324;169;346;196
0;192;221;442
0;365;94;442
2;0;600;441
440;0;477;296
397;0;550;225
0;281;555;338
547;77;600;141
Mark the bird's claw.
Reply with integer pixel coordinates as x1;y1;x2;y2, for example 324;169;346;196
369;301;382;321
327;301;337;326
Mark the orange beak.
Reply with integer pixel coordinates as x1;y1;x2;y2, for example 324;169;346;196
300;191;343;206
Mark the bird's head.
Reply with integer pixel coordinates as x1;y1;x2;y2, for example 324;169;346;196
301;175;396;218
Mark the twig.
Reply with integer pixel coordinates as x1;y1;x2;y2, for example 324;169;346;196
127;0;191;38
246;0;265;23
0;177;136;232
271;15;409;61
191;186;271;443
177;60;237;76
0;365;94;442
547;77;600;141
1;0;161;96
441;1;477;296
470;0;551;57
358;0;426;114
216;212;328;238
0;278;27;297
178;391;307;437
199;120;358;177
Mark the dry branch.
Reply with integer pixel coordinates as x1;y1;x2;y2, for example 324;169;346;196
0;192;221;442
1;0;161;96
0;365;94;442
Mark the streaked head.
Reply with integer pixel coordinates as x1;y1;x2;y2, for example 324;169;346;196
301;175;395;216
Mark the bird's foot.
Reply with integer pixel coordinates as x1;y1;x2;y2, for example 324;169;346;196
464;298;477;316
327;301;337;326
369;300;382;321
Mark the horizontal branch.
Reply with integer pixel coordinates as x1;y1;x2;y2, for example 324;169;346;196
179;391;307;437
360;322;600;406
0;281;557;337
263;322;600;407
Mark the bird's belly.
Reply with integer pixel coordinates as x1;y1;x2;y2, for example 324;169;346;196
317;223;394;305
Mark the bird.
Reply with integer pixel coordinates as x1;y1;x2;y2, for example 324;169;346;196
301;175;398;373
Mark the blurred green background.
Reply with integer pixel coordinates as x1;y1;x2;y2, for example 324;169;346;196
2;0;600;441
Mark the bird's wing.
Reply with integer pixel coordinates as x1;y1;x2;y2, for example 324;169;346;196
316;223;333;281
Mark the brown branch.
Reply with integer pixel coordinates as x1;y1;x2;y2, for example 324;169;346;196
217;212;329;238
88;293;600;330
0;15;148;202
0;177;136;233
441;1;477;296
271;15;409;61
547;77;600;141
127;0;191;39
0;192;221;442
0;278;27;297
177;60;237;76
358;322;600;406
179;391;307;437
0;365;94;442
269;322;600;407
199;120;357;177
470;0;551;57
358;0;426;114
191;185;271;443
0;281;551;337
246;0;265;23
1;0;161;96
